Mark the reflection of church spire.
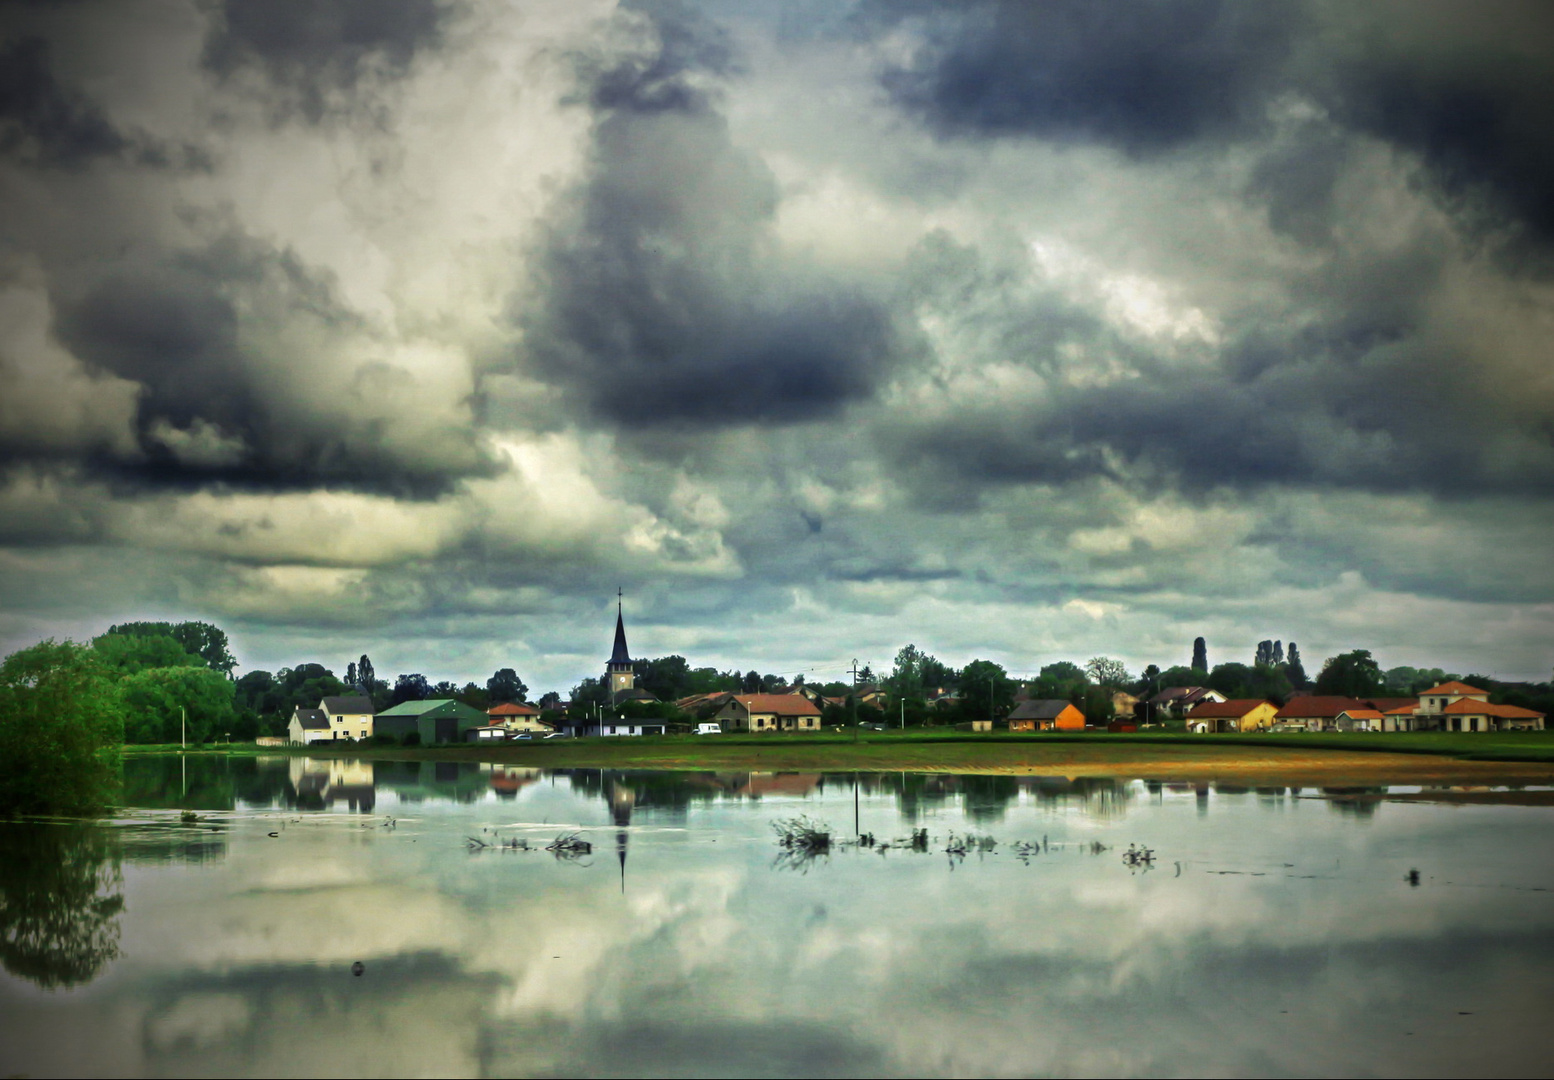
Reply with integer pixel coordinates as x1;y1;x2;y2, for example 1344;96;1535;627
606;772;635;894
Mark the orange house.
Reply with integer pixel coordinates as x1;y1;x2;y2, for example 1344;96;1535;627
1007;699;1086;731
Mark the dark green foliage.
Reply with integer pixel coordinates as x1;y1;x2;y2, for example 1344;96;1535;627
569;676;610;714
400;731;421;747
1315;650;1384;698
1080;685;1114;724
959;659;1016;722
1157;665;1200;689
742;670;763;692
0;641;123;817
0;822;124;988
1285;642;1307;689
487;667;528;704
1032;661;1088;702
456;682;489;710
392;673;430;705
1138;664;1162;696
356;655;375;695
91;633;202;674
1192;637;1208;672
1208;662;1293;702
102;621;235;675
538;691;563;709
118;666;237;744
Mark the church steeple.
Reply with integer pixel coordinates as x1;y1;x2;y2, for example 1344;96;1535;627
606;588;635;698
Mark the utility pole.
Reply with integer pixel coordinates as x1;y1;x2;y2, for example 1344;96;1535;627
181;706;186;750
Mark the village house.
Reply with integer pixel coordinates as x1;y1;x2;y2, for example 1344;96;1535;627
487;701;553;734
1007;699;1086;731
1333;708;1387;731
1396;681;1545;732
321;695;375;741
1147;687;1226;719
1185;699;1279;733
287;706;331;745
713;693;823;733
1273;696;1368;732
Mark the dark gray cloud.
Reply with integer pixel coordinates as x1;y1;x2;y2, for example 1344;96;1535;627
0;35;128;167
885;233;1554;499
872;0;1301;154
524;2;904;429
202;0;449;122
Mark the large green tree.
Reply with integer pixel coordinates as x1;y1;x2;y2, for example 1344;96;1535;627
960;659;1016;723
102;622;235;676
91;633;201;674
0;641;123;816
487;667;529;704
118;666;237;744
1314;650;1384;699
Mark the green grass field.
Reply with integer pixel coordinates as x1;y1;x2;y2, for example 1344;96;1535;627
129;728;1554;775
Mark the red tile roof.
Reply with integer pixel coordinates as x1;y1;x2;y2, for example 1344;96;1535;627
1420;681;1488;697
1338;709;1386;721
726;693;822;716
1384;704;1419;715
1442;699;1544;718
1186;699;1273;718
1364;697;1420;713
1275;696;1367;719
488;702;538;716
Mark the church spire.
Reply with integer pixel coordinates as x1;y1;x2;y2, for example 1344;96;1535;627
609;587;631;665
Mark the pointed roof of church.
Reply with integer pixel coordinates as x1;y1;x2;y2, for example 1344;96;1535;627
609;595;631;665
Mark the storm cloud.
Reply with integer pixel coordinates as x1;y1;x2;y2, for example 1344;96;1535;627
1;0;1552;686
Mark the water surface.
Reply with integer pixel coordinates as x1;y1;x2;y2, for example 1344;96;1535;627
2;756;1551;1078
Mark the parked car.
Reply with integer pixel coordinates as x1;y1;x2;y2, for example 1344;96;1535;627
512;733;532;740
542;731;567;739
695;723;722;735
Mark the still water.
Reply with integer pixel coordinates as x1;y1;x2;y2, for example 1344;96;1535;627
3;755;1553;1078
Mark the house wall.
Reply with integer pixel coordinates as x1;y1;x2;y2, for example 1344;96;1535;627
1233;703;1279;732
1054;705;1085;731
322;707;373;741
498;715;552;733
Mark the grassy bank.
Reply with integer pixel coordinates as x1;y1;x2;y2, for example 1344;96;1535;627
154;729;1554;783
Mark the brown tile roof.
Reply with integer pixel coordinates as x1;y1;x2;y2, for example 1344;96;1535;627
1338;709;1386;721
726;693;822;716
1421;681;1489;697
1384;704;1419;715
1275;696;1367;719
488;702;538;716
1186;699;1273;718
1364;697;1420;713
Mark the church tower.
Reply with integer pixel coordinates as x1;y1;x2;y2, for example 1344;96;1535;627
606;589;635;699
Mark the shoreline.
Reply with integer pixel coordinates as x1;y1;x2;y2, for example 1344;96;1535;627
127;734;1554;787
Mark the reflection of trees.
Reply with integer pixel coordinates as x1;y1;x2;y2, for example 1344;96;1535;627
0;822;123;989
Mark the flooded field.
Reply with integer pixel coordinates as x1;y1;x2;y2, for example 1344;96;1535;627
3;755;1552;1077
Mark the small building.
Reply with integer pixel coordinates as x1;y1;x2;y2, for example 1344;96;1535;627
714;693;823;733
1333;708;1386;732
374;699;490;744
1273;696;1368;733
466;723;514;743
487;701;553;734
1186;699;1280;733
1007;699;1086;732
320;695;376;741
287;706;331;745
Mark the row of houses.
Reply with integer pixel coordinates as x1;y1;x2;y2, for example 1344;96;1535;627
1183;681;1545;733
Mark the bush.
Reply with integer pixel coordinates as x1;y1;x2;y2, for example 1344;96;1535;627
0;641;123;817
400;731;421;747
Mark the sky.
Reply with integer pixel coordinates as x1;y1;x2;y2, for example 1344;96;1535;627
2;0;1553;693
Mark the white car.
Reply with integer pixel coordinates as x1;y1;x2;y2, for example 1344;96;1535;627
695;723;722;735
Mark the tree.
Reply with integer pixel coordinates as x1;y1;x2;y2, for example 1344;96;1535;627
742;670;763;693
103;621;236;675
487;667;529;704
537;691;562;710
886;644;928;702
569;677;610;714
0;641;123;816
960;659;1016;723
1033;661;1088;702
0;823;124;988
1255;640;1274;667
1314;650;1383;699
357;654;375;695
1084;657;1132;687
430;680;459;699
119;666;237;744
391;673;430;706
92;633;201;674
1208;662;1254;699
1158;665;1199;689
1285;642;1307;689
1192;637;1208;672
634;656;690;701
1138;664;1161;696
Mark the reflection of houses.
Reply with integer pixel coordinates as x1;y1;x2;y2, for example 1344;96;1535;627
1007;699;1085;731
489;767;541;798
375;699;489;744
288;758;375;811
1186;699;1278;733
713;693;822;732
487;702;554;734
731;772;823;798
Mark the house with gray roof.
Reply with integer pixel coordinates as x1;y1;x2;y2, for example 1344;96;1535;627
287;706;331;745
